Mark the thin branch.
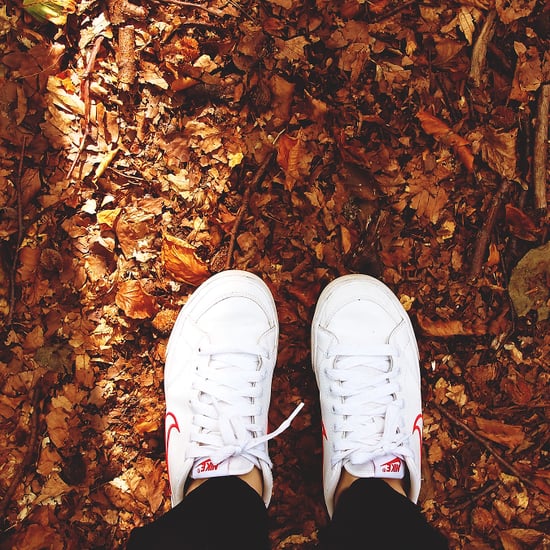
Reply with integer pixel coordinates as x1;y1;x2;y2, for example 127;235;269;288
370;0;415;23
470;176;510;278
533;83;549;212
6;137;26;328
67;35;104;181
225;150;275;269
0;386;42;519
154;0;227;18
434;402;537;491
449;481;501;511
469;9;497;88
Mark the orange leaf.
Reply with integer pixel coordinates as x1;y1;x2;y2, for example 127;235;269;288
135;419;160;434
115;280;158;319
161;233;210;286
276;134;297;172
17;246;40;282
475;417;525;450
505;204;539;241
416;312;484;336
417;111;474;172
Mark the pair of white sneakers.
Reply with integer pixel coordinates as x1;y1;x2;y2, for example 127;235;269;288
164;270;422;517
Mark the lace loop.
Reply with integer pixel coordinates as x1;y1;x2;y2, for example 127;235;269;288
328;346;412;468
187;347;303;469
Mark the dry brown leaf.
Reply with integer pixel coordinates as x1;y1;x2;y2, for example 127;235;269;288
368;0;391;14
10;523;64;550
496;0;536;24
274;36;309;63
45;406;70;448
23;325;45;352
417;111;474;172
269;74;295;127
505;204;539;241
115;280;158;320
474;417;525;449
510;43;543;102
499;528;546;550
480;127;518;180
161;233;210;286
416;312;485;336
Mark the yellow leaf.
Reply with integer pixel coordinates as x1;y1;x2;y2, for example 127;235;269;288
228;151;244;168
97;207;122;228
93;146;120;182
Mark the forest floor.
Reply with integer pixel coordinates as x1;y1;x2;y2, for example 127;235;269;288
1;0;549;548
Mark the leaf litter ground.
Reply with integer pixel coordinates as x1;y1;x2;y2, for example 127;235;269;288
0;1;549;548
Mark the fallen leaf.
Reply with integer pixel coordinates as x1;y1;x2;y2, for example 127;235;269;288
480;127;518;180
417;111;474;172
115;280;158;319
475;417;525;449
161;233;210;286
510;42;543;102
416;312;485;336
505;204;539;241
496;0;537;24
499;528;545;550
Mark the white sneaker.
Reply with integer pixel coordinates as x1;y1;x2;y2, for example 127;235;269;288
164;270;302;508
311;274;423;517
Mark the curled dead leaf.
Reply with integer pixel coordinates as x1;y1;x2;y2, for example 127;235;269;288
417;111;474;173
475;417;525;450
416;312;485;336
161;233;210;286
496;0;537;24
115;280;158;320
480;127;518;180
505;204;539;241
499;528;546;550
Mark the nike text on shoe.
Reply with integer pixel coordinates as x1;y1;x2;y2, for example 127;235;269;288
164;270;303;508
311;274;422;517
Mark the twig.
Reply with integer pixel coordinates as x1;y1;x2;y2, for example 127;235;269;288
66;36;104;181
0;386;42;519
226;0;255;21
469;9;497;88
6;137;26;328
533;83;549;212
449;481;500;511
470;177;510;278
154;0;227;18
225;150;275;269
434;402;537;491
370;0;415;23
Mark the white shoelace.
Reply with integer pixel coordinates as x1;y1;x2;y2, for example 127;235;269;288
327;343;412;467
187;345;303;468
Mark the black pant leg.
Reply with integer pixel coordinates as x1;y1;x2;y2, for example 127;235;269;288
321;478;448;550
126;476;269;550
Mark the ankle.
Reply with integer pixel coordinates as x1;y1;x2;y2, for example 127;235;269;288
185;467;264;498
238;466;264;497
334;469;407;506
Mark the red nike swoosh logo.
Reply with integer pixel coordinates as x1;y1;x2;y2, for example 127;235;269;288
165;412;180;476
413;413;423;455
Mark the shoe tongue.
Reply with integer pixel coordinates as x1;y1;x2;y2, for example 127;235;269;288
344;454;405;479
191;456;254;480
